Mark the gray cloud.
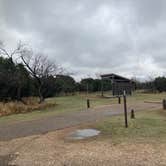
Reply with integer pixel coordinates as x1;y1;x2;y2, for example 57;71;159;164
1;0;166;81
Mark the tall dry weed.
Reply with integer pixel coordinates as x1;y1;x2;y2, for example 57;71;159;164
0;98;56;116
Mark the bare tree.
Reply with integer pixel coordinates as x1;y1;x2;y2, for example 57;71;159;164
0;41;63;103
20;50;62;103
0;41;25;61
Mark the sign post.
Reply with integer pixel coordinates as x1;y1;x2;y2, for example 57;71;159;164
123;91;128;128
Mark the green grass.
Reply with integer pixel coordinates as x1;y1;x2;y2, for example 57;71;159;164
128;91;166;102
95;109;166;143
0;94;115;125
0;91;166;125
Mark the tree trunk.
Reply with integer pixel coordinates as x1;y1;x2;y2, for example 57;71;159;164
38;85;44;103
17;85;21;101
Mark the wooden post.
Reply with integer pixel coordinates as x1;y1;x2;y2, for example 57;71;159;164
163;99;166;110
131;109;135;119
118;96;121;104
123;91;128;128
87;99;90;109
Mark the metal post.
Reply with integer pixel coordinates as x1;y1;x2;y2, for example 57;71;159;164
118;96;121;104
163;99;166;110
131;109;135;119
123;91;128;128
87;99;90;109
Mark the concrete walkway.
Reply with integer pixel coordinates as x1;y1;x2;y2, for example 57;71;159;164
0;102;161;141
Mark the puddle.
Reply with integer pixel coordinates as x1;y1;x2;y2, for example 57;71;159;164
68;129;100;140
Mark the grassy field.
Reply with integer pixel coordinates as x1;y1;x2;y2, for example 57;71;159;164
0;92;116;124
1;92;166;165
0;91;166;125
95;109;166;143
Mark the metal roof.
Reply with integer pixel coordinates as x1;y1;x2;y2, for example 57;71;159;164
100;73;134;82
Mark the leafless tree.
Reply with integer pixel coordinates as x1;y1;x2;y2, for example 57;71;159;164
0;41;63;103
0;41;25;61
20;50;62;103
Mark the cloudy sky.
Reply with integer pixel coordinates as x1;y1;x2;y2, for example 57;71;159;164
1;0;166;81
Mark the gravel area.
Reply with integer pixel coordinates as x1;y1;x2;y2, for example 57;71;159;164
0;126;166;166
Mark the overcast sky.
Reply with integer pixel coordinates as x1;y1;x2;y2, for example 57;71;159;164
1;0;166;81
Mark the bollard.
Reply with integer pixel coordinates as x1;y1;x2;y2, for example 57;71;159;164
163;99;166;110
123;91;128;128
87;99;90;109
131;109;135;119
118;96;121;104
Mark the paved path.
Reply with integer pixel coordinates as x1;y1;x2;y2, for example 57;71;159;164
0;102;161;141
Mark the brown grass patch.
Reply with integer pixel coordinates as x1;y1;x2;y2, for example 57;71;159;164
1;127;166;166
0;97;56;117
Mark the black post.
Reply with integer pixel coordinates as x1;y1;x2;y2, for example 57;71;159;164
163;99;166;110
87;99;90;109
123;91;128;128
131;109;135;119
118;96;121;104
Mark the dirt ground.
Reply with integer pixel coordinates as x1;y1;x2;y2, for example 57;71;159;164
0;126;166;166
0;101;161;141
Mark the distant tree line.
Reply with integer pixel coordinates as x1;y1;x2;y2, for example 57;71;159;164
135;77;166;92
0;56;33;101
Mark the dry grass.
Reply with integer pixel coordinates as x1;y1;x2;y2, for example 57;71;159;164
1;126;166;166
0;97;56;117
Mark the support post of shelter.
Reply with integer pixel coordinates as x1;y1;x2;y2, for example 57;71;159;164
86;83;89;96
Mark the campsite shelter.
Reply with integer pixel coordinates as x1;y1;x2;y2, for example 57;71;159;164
101;73;135;96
